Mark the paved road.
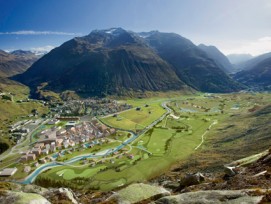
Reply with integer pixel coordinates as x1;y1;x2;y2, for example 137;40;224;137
20;100;173;184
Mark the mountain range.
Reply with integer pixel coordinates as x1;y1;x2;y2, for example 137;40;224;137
234;56;271;90
0;50;40;78
198;44;234;73
14;28;243;97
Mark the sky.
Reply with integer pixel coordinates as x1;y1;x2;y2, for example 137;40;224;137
0;0;271;56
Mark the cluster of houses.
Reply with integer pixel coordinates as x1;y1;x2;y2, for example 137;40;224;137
20;120;116;164
52;98;132;117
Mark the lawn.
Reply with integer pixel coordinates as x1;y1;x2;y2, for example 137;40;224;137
100;100;166;131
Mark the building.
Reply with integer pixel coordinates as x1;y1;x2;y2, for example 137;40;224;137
42;149;49;155
47;119;60;125
0;168;17;177
27;154;36;161
34;143;44;149
66;121;76;128
39;158;47;164
24;166;31;173
32;148;41;156
20;155;28;162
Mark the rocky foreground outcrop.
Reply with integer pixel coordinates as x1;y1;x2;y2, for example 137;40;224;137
1;149;271;203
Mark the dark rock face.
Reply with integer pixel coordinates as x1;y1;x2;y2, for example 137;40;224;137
198;44;234;73
144;32;242;93
14;28;243;97
15;28;185;97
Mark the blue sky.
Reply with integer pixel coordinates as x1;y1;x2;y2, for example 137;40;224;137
1;0;271;55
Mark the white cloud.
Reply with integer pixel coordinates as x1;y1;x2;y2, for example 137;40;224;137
0;30;81;36
221;36;271;56
30;45;55;55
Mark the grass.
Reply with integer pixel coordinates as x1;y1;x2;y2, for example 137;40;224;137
100;99;166;131
27;93;271;191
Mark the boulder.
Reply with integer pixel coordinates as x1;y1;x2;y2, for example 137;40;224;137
44;188;78;204
108;183;170;203
155;190;263;204
224;166;237;177
179;173;205;188
1;190;51;204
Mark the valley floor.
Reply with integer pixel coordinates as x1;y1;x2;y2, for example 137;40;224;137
1;92;271;192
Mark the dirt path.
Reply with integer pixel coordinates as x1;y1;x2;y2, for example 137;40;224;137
194;120;217;150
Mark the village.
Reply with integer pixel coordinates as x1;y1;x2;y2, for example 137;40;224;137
0;115;120;177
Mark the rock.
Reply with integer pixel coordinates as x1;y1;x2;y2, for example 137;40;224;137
22;184;49;195
224;166;237;177
155;190;263;204
163;181;180;190
44;188;78;204
1;190;51;204
179;173;205;189
108;183;170;203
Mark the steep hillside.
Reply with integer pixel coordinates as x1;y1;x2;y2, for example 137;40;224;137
233;52;271;72
0;50;39;77
234;57;271;90
198;44;234;73
144;32;242;93
15;28;186;97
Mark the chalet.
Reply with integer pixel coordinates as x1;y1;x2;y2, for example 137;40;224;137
32;148;41;156
0;168;17;177
21;150;30;155
42;149;49;155
45;144;51;150
20;155;28;162
34;143;44;149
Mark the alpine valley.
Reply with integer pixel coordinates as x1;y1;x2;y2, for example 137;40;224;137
1;28;271;204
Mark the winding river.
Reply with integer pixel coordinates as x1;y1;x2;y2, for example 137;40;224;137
21;101;172;184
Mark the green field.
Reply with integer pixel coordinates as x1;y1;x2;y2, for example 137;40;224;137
32;93;271;191
100;99;167;131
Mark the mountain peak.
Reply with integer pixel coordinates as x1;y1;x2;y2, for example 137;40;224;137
90;27;127;35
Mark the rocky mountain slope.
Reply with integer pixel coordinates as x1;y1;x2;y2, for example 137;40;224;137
198;44;234;73
234;56;271;90
1;149;271;204
235;52;271;72
0;50;39;77
14;28;243;97
15;28;186;97
143;31;242;93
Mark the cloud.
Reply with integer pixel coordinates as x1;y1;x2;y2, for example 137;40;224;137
0;30;81;36
221;36;271;56
30;45;55;55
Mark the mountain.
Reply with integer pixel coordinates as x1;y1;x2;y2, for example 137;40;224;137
234;56;271;90
198;44;234;73
15;28;186;97
235;52;271;72
143;31;242;93
227;54;253;65
14;28;243;97
0;50;39;77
